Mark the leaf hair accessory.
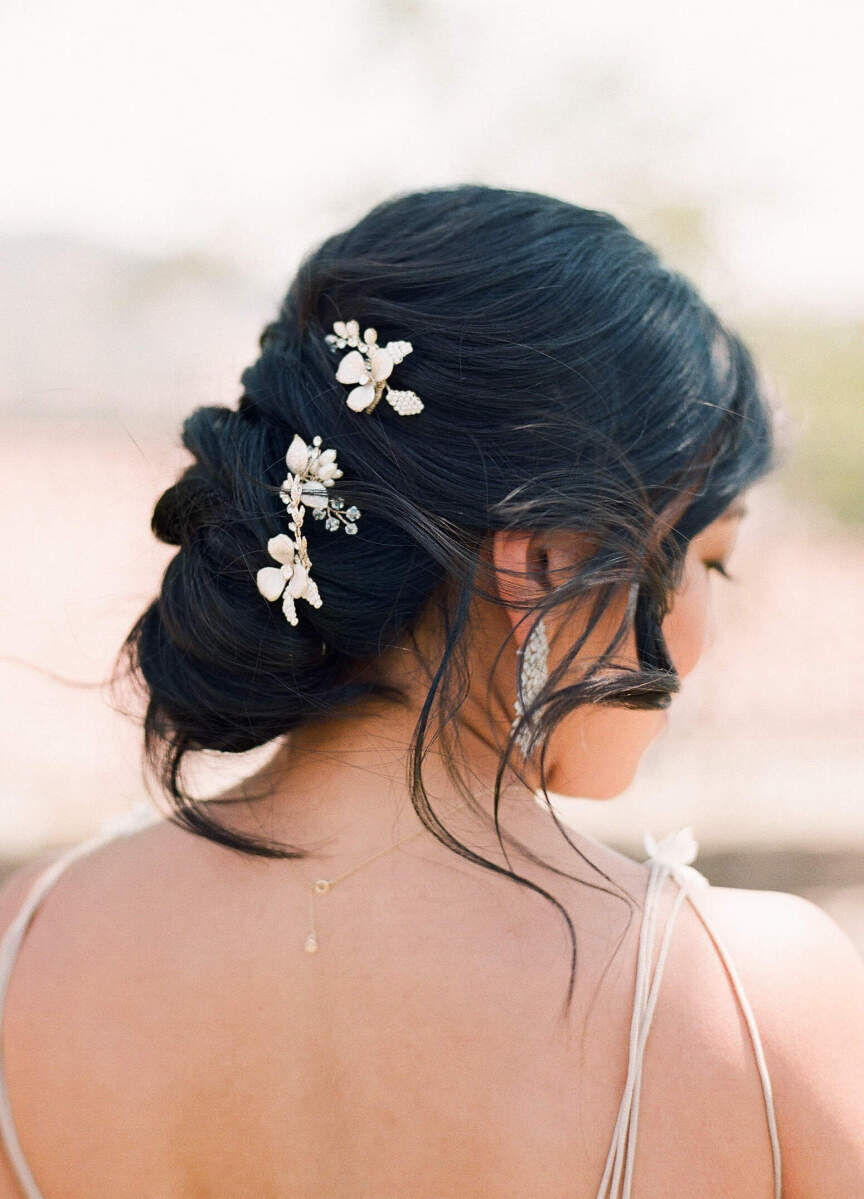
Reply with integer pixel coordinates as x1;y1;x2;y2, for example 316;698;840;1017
256;432;361;626
325;319;424;415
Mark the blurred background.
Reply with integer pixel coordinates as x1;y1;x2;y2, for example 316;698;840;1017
1;0;862;947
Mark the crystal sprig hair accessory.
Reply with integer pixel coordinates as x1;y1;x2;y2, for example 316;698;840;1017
256;432;361;626
325;319;424;415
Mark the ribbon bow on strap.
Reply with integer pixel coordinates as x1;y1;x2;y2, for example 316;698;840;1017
642;826;710;893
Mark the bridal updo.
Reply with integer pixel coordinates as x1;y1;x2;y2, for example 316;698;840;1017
113;185;780;983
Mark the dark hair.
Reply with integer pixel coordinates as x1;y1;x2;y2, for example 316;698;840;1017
111;184;781;1014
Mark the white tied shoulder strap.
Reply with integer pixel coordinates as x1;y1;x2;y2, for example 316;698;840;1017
593;826;782;1199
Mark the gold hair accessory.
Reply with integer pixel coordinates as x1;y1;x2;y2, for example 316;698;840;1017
303;828;426;953
325;319;424;415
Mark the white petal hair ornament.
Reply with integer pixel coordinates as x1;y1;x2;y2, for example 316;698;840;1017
256;432;362;626
325;319;424;416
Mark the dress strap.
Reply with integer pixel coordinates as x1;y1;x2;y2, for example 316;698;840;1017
683;863;783;1198
594;826;782;1199
0;802;160;1199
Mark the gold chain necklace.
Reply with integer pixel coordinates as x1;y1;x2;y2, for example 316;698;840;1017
303;827;427;953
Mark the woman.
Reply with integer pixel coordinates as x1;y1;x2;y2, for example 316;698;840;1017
0;184;862;1197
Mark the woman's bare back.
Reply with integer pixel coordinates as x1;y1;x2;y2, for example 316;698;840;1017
0;808;825;1199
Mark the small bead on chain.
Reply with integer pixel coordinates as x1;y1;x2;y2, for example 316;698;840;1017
303;830;425;954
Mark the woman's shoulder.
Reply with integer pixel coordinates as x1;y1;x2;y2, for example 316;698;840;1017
0;810;206;927
686;881;864;1192
691;878;864;991
0;816;208;1031
0;808;273;973
665;877;864;1040
0;811;297;1197
697;879;864;1042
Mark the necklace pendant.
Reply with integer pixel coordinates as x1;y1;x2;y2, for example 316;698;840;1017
313;879;331;894
304;932;319;954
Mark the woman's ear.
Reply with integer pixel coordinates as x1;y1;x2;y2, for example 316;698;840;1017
490;529;595;650
489;530;551;651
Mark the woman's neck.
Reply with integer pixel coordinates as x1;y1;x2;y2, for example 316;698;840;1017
205;697;580;878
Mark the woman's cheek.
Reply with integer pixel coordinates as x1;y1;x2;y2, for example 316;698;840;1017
662;559;710;680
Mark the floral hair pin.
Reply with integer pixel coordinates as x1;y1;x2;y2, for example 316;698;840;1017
256;433;361;626
325;319;424;415
256;317;425;626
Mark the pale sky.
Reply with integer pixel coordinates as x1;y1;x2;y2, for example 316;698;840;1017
1;0;861;317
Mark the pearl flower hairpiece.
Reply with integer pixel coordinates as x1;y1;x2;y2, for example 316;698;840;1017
325;319;424;415
256;432;361;626
254;317;423;627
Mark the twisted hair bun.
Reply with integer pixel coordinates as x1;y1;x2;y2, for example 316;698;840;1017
123;365;444;773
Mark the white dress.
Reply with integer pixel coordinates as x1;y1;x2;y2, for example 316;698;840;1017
0;806;782;1199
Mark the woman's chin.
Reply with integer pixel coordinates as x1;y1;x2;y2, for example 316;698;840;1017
540;707;668;799
542;761;640;801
